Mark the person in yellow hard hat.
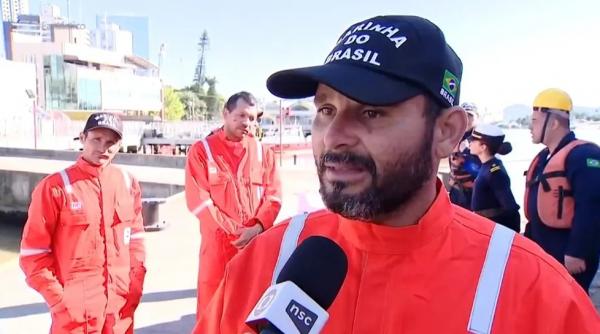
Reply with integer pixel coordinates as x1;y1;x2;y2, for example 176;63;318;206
524;88;600;292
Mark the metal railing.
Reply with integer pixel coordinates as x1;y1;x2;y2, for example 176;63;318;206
0;113;221;151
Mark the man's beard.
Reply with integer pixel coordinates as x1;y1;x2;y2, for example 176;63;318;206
316;140;433;221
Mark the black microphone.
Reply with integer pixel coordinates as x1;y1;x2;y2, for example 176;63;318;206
246;236;348;334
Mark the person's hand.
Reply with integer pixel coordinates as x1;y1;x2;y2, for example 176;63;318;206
231;224;263;249
564;255;586;274
120;268;145;319
51;299;86;327
119;287;143;319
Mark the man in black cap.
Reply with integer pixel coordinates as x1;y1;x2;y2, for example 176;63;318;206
20;112;146;333
193;16;599;333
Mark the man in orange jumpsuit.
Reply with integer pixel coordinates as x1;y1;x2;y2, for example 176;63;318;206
185;91;282;319
20;112;146;334
194;16;600;333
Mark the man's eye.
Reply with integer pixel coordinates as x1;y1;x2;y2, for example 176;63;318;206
364;109;382;119
318;107;334;116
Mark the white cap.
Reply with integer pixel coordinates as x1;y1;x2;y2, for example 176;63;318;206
471;124;504;139
461;102;479;117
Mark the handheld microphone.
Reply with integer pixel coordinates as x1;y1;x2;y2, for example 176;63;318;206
246;236;348;334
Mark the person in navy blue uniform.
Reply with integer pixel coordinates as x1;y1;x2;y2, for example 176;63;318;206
469;124;521;233
524;88;600;292
448;102;481;209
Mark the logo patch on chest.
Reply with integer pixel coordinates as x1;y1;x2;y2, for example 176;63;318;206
70;201;83;211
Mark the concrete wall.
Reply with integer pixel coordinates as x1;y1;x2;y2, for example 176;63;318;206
0;147;187;168
0;147;187;217
0;169;183;214
0;170;45;214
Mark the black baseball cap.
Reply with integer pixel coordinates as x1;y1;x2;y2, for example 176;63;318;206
83;112;123;138
267;15;463;108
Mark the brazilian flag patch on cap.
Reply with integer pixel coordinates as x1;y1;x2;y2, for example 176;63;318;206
587;158;600;168
442;70;459;98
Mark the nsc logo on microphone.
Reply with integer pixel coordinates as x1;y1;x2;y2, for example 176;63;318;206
246;281;329;334
287;299;318;333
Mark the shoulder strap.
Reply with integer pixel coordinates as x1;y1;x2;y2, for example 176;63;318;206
59;170;73;194
201;138;215;163
467;224;515;334
271;213;309;285
548;139;588;167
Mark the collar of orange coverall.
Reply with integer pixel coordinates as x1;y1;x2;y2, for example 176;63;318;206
217;127;249;157
338;178;453;254
76;156;106;177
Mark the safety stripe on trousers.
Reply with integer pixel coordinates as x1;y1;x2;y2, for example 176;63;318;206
192;199;213;216
257;187;263;202
20;248;51;257
255;139;264;201
271;212;309;285
255;138;263;163
130;232;145;240
268;195;281;204
467;224;515;334
59;170;73;194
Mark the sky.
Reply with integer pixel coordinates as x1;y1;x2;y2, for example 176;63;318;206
29;0;600;113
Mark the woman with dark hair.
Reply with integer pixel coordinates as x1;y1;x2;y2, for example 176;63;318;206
469;124;521;232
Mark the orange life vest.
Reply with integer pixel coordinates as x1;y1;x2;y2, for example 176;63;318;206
524;140;589;228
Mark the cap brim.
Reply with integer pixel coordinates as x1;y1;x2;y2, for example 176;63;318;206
86;125;123;139
267;63;424;106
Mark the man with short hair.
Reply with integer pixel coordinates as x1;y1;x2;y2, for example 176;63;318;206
524;88;600;292
20;112;146;333
185;91;282;319
193;16;599;333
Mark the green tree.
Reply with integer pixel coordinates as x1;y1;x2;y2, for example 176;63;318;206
204;77;222;120
163;87;185;120
179;90;207;120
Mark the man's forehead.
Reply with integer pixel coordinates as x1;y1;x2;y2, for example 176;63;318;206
314;84;426;109
87;128;120;139
232;100;256;111
314;84;366;106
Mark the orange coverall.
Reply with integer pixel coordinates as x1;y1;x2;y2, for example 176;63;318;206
19;158;146;334
194;180;600;333
185;129;282;319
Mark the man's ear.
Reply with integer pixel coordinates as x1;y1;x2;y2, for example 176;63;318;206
433;106;467;159
79;131;85;142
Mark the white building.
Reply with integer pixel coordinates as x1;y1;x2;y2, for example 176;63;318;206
40;3;63;26
92;17;133;55
1;0;28;22
0;59;35;116
8;22;161;116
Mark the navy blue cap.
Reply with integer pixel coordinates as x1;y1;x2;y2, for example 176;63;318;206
267;15;463;108
83;112;123;138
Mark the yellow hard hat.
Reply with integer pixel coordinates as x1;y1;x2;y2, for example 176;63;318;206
532;88;572;113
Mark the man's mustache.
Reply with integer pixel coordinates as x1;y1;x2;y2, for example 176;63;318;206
318;151;376;173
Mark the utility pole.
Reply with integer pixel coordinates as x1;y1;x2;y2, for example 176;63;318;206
158;43;166;121
66;0;71;23
194;31;209;88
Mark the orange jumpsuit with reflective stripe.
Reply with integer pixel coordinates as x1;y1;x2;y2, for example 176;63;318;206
185;129;282;319
194;180;600;333
19;158;146;334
